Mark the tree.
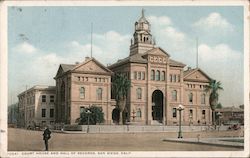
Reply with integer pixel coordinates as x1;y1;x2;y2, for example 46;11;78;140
78;106;104;125
205;80;223;126
239;104;244;109
111;73;131;124
216;103;222;109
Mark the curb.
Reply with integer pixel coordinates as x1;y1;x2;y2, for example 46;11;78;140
162;139;244;149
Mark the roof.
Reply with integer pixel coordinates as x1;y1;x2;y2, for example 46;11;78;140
18;85;56;97
184;68;212;81
169;59;186;67
216;107;244;112
60;64;75;72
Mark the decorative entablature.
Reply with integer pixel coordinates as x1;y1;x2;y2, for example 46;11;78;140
142;47;170;65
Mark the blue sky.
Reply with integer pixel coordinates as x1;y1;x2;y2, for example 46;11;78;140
8;6;244;106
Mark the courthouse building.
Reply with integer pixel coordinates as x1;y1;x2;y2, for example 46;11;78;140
53;10;212;126
18;10;213;127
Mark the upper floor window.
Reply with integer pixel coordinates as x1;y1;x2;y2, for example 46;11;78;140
138;72;141;80
134;71;137;80
172;90;177;101
161;71;165;81
151;70;155;80
189;93;193;103
156;70;160;81
201;94;206;104
50;95;54;103
80;87;85;99
136;88;142;99
97;88;103;100
42;95;46;103
177;75;180;82
173;75;176;82
170;74;172;82
42;109;46;117
142;72;145;80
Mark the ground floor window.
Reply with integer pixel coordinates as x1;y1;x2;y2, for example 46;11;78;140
202;110;206;119
136;108;141;118
172;108;177;118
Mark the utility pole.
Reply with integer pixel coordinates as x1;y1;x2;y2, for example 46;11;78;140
90;22;93;58
196;37;199;68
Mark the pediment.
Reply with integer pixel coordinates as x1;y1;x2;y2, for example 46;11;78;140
184;69;211;83
145;47;170;57
55;66;64;78
72;58;112;74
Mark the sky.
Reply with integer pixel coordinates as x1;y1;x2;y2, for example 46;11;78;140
8;6;244;107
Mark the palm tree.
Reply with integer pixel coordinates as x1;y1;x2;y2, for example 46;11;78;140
205;80;223;126
111;73;131;124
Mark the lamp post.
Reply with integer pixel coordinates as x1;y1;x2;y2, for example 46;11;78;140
177;104;184;138
86;109;92;133
217;112;222;131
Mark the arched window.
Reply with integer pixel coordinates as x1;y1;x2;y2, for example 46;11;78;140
97;88;102;100
189;93;193;103
61;82;65;102
151;70;155;80
137;88;142;99
161;71;165;81
136;108;142;117
172;90;177;101
201;94;205;104
79;87;85;99
156;70;160;81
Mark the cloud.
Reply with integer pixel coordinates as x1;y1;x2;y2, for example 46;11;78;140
12;41;37;54
193;12;234;32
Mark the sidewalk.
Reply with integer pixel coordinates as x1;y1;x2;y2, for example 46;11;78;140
163;137;244;149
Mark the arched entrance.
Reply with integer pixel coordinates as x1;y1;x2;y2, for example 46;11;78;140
152;90;163;123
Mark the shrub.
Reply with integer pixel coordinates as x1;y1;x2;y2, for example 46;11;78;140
79;106;104;125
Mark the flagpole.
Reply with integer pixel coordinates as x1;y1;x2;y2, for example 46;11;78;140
91;22;93;58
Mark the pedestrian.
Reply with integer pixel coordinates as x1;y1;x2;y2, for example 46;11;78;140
43;126;51;151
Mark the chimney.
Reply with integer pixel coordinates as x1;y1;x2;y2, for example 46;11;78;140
75;62;79;65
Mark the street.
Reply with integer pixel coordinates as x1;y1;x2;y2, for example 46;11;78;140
8;128;243;151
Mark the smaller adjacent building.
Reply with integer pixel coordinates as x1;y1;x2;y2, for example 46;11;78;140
215;107;244;125
18;85;56;128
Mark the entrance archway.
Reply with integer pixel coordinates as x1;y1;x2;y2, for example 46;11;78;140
152;90;163;123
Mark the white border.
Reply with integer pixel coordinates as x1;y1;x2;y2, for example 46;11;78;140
0;0;249;158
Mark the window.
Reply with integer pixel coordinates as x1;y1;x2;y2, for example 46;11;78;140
201;94;205;104
42;95;46;103
189;93;193;103
138;72;141;80
202;110;206;119
42;109;46;117
50;109;54;118
172;108;177;118
156;70;160;81
170;74;172;82
151;70;155;80
50;95;54;103
178;75;180;82
50;121;54;124
136;108;142;117
80;87;85;99
172;90;177;101
161;71;165;81
134;71;137;80
189;109;193;118
137;88;142;99
97;88;103;100
173;75;176;82
142;72;145;80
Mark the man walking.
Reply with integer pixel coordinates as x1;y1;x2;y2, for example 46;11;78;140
43;126;51;151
